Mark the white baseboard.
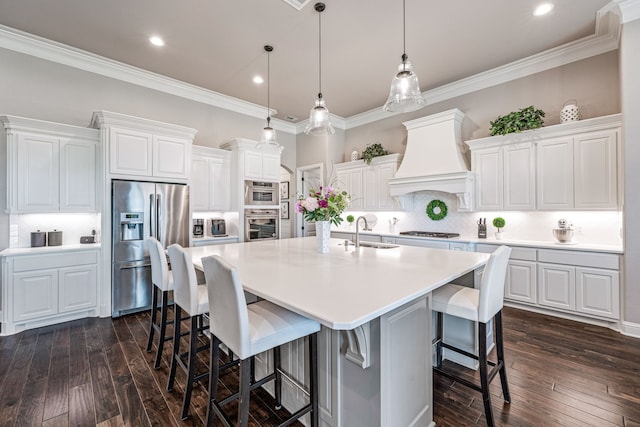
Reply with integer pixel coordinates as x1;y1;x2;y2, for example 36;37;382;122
620;321;640;338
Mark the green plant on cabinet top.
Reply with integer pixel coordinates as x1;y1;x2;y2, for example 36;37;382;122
362;143;388;165
489;106;545;136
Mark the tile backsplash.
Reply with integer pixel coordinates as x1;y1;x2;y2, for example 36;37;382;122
12;213;101;247
337;191;623;246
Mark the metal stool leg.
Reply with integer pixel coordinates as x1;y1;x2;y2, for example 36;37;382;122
146;284;159;352
238;359;251;427
310;333;319;427
478;321;495;427
181;315;199;420
495;310;511;403
167;305;181;391
206;335;221;427
436;311;444;368
274;345;282;410
154;290;170;369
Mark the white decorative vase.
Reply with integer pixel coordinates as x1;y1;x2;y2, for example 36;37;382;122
495;231;504;240
316;221;331;253
351;150;359;161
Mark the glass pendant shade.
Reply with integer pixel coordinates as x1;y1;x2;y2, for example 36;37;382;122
261;117;278;145
305;94;335;136
383;58;426;113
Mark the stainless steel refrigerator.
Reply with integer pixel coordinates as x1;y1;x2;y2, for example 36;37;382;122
111;180;189;317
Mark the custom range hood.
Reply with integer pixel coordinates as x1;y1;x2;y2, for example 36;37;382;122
388;108;474;210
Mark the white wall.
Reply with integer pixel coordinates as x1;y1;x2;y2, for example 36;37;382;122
620;18;640;326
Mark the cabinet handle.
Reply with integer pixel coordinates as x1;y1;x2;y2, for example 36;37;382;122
119;262;151;270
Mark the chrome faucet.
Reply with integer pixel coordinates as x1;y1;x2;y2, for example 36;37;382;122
354;216;369;247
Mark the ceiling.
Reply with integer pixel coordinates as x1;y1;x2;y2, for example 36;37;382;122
0;0;612;122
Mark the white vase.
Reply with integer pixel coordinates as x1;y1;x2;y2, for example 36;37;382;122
316;221;331;253
495;231;504;240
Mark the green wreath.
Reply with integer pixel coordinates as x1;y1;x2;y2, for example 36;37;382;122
426;199;448;221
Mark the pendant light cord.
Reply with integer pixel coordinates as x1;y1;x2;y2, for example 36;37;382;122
267;47;271;122
318;8;322;97
402;0;407;69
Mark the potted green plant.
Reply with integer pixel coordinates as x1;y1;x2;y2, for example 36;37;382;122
493;217;506;240
346;214;355;229
361;143;388;165
489;106;545;136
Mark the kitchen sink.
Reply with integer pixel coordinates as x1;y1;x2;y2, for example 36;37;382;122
356;241;399;249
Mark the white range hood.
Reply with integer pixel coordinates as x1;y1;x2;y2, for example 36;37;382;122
388;109;474;211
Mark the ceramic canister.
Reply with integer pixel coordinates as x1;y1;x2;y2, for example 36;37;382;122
47;230;63;246
30;230;46;247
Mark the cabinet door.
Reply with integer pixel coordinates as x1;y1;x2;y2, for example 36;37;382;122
505;260;537;304
262;153;281;181
537;263;575;310
335;169;363;210
210;157;231;211
394;237;450;250
576;267;619;319
16;133;59;212
573;130;618;209
376;163;397;210
537;138;574;210
190;156;210;211
473;148;503;210
13;269;59;321
153;135;189;179
109;127;153;176
363;167;377;210
504;143;535;210
59;139;97;212
59;264;98;313
244;150;263;179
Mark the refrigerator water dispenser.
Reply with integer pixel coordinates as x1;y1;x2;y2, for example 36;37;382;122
120;212;144;241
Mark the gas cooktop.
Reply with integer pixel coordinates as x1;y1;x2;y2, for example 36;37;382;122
399;231;460;238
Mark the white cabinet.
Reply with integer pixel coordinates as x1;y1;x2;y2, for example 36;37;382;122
505;260;537;304
242;149;280;181
537;127;619;210
334;154;402;212
191;146;231;212
1;116;99;213
538;263;576;310
91;111;197;182
576;267;620;319
470;143;535;210
335;168;364;210
2;249;100;335
467;114;621;211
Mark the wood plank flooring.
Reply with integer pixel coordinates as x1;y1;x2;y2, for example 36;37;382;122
1;306;639;426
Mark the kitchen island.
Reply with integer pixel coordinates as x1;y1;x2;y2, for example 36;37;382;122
185;237;489;427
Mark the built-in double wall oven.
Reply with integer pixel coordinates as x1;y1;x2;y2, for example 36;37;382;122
245;209;279;242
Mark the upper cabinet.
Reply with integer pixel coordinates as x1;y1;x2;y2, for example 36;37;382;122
334;154;403;211
1;116;99;213
466;114;621;211
191;146;231;212
91;111;197;182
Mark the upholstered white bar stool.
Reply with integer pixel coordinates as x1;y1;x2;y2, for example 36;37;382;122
146;237;175;369
432;245;512;427
202;255;321;427
166;244;210;420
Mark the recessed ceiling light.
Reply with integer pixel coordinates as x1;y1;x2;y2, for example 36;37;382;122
149;36;165;47
533;3;554;16
253;75;264;84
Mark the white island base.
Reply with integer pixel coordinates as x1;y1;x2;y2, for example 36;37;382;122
254;295;433;427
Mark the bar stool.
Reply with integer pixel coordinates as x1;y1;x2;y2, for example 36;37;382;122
166;244;210;420
432;245;512;427
201;254;321;427
146;237;175;369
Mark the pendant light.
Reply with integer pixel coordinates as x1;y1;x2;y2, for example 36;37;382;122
259;44;279;148
383;0;426;113
305;2;335;136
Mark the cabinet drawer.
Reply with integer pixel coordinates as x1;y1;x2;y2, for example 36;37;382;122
476;243;498;254
13;251;98;272
510;247;537;261
537;249;618;270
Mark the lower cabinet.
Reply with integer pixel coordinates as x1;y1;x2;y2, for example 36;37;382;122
1;249;99;335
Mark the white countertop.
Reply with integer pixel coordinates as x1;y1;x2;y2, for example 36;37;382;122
184;237;489;330
0;243;101;257
333;230;623;254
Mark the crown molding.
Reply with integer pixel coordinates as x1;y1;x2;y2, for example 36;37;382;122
614;0;640;23
0;24;298;134
345;8;621;130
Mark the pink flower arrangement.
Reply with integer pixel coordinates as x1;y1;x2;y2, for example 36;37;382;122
296;186;350;226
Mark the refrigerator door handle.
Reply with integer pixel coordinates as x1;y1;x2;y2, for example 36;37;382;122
150;194;156;238
156;194;161;241
120;261;152;269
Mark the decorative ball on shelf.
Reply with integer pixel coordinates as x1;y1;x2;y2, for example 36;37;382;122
426;199;448;221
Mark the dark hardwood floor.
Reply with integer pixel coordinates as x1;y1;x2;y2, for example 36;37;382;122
1;306;639;426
